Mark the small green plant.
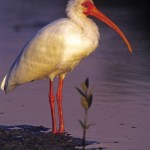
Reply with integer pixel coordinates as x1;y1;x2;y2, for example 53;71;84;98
76;78;93;150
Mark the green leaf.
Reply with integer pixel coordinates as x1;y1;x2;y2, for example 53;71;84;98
81;97;88;110
79;120;85;129
87;94;93;108
76;87;86;97
85;78;89;89
81;82;87;92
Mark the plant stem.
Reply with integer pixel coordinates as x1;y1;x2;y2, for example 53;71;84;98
82;109;88;150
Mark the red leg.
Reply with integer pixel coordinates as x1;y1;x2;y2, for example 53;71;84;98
49;80;57;133
56;77;65;133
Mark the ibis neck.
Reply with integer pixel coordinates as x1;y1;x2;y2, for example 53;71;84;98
66;0;98;33
66;1;100;51
67;8;99;38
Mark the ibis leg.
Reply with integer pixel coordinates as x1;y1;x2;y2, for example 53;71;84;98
49;80;57;133
56;77;65;133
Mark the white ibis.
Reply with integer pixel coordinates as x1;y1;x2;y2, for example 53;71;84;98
1;0;132;133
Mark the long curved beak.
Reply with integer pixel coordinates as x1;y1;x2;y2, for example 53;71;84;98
91;6;132;53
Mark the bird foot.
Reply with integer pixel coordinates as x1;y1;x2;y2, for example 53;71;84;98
51;129;65;134
58;129;65;134
52;129;58;134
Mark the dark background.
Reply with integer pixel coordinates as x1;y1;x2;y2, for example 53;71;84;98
45;0;150;36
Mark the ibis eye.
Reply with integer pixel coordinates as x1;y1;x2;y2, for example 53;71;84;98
84;4;89;8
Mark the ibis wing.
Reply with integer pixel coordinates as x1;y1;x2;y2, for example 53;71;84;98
2;18;76;93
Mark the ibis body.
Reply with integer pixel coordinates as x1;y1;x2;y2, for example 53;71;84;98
1;0;132;133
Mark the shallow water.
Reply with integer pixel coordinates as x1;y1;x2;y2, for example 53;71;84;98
0;0;150;150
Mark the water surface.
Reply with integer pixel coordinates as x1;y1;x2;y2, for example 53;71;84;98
0;0;150;150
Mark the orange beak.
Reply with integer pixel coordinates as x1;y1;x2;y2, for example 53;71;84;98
88;5;132;53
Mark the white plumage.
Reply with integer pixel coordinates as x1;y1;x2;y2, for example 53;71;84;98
1;0;99;93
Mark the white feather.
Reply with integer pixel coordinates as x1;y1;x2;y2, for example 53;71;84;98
1;0;100;93
1;75;7;90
